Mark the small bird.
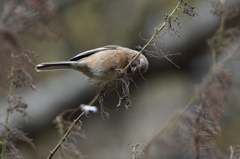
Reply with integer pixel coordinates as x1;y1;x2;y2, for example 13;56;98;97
36;45;148;85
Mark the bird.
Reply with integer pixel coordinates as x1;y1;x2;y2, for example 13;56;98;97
36;45;148;85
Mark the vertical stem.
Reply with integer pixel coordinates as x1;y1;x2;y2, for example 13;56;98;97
1;65;15;159
193;104;203;159
212;14;225;71
218;14;225;49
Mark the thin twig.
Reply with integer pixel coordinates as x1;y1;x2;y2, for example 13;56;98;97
47;84;110;159
212;13;225;72
124;0;182;71
1;65;15;159
47;111;85;159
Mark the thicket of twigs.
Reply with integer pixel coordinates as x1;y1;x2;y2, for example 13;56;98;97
0;0;240;159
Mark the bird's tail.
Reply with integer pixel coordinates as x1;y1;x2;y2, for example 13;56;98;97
35;61;80;72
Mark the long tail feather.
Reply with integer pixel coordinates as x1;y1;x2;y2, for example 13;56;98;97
35;61;78;72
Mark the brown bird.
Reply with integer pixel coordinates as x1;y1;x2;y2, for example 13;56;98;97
36;45;148;85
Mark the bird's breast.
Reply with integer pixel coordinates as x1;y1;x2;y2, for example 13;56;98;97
79;50;129;84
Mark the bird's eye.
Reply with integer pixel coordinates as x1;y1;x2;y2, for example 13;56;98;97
131;60;140;67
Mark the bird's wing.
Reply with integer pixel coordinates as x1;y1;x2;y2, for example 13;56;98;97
69;45;118;61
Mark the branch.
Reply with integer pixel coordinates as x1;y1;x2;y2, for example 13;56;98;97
47;1;183;158
1;65;15;159
47;111;85;159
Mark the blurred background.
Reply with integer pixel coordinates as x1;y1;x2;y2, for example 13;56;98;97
0;0;240;158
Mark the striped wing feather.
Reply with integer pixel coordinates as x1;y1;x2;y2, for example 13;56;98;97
69;45;117;61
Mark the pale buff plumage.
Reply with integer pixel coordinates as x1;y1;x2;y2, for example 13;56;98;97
36;45;148;85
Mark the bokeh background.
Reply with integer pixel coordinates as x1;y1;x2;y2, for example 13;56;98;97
0;0;240;158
